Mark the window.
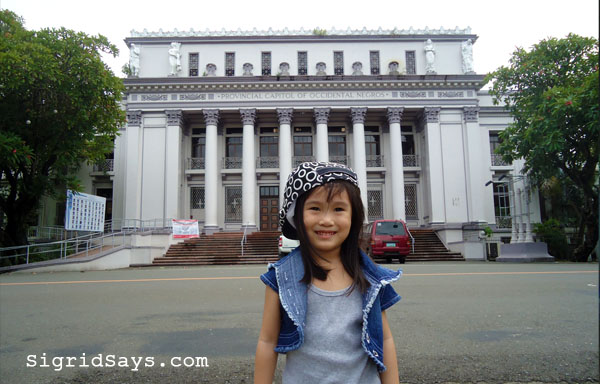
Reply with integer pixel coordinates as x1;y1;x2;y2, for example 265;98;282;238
225;187;242;222
493;182;511;228
370;51;380;75
405;51;416;74
328;132;347;164
334;51;344;75
225;52;235;76
489;132;508;166
189;53;199;76
298;51;307;75
191;137;205;158
365;126;382;167
294;135;312;156
226;137;242;158
260;136;278;157
95;188;113;222
261;52;271;75
190;187;205;210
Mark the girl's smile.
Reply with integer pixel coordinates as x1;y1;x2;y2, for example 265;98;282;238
303;186;352;259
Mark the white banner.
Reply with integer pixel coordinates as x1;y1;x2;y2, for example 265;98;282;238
65;190;106;232
172;219;200;239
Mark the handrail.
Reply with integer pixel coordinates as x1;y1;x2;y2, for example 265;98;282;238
241;223;248;258
407;228;415;254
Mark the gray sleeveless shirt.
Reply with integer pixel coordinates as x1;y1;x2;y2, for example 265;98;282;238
282;284;380;384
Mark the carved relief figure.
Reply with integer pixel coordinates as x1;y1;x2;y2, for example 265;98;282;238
388;61;400;75
205;63;217;76
424;39;436;74
168;42;182;76
351;61;363;75
462;39;475;74
243;63;254;76
279;62;290;76
315;62;327;76
128;43;140;77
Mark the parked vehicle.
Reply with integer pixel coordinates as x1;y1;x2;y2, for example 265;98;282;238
278;234;300;257
363;220;411;263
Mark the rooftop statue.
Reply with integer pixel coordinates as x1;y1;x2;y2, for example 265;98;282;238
169;42;182;76
129;43;140;77
352;61;363;76
424;39;436;74
462;39;475;74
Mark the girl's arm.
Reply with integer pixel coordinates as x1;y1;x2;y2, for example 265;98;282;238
254;286;281;384
379;310;400;384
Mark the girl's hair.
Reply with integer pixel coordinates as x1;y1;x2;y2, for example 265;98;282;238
294;180;369;294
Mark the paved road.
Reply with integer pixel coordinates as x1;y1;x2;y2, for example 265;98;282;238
0;262;598;384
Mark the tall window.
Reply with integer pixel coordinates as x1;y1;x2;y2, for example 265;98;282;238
294;136;312;156
189;53;199;76
190;187;205;210
298;51;308;75
225;187;242;222
261;52;271;75
225;52;235;76
192;137;205;158
493;182;511;228
489;131;508;166
370;51;380;75
334;51;344;75
328;127;347;164
226;137;242;158
365;126;381;167
405;51;416;74
260;136;278;157
401;126;417;167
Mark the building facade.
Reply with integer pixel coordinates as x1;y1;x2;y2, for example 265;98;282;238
79;27;541;256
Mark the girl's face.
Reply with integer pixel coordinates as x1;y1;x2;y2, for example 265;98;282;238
302;185;352;259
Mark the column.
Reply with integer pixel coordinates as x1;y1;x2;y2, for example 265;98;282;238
314;107;330;162
509;181;519;243
524;185;533;242
203;109;220;234
517;188;525;242
124;110;142;223
424;107;446;224
350;108;369;218
165;110;182;224
277;108;293;207
463;106;486;223
240;108;257;231
387;107;406;221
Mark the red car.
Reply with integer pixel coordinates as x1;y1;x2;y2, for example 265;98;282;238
363;220;411;263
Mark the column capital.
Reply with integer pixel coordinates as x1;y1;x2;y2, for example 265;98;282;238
350;107;367;124
202;109;220;126
126;110;142;126
463;106;480;122
277;108;293;125
424;107;441;123
386;107;404;124
314;107;331;125
166;109;183;126
240;108;257;125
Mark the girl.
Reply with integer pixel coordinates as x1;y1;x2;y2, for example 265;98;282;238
254;162;401;384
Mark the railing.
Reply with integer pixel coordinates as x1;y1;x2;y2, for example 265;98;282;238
223;157;242;169
187;157;205;170
93;159;114;172
366;155;384;167
407;228;415;254
329;155;349;165
491;154;509;166
257;156;279;169
495;216;512;229
3;218;175;268
241;223;248;259
293;156;316;167
403;155;419;167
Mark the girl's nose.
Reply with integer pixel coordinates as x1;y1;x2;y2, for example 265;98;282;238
319;209;334;225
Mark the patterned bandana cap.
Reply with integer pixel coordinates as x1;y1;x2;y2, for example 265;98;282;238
279;161;359;240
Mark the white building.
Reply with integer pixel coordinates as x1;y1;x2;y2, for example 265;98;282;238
69;27;541;258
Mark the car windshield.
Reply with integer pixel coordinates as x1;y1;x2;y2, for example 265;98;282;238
375;222;406;236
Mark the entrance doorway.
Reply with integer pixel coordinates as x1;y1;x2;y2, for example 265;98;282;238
259;186;279;231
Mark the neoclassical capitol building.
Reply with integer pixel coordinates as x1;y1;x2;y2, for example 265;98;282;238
83;27;541;256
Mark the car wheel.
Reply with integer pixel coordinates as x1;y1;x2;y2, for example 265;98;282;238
386;256;392;263
399;255;406;264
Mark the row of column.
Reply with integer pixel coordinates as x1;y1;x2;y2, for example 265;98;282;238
201;107;409;232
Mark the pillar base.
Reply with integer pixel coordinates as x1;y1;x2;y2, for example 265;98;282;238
497;242;555;262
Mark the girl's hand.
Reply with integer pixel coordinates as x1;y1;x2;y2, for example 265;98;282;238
379;310;400;384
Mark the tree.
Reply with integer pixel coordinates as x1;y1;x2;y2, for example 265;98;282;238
0;10;125;249
486;34;599;261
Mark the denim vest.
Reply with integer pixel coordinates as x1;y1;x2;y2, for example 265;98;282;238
260;248;401;372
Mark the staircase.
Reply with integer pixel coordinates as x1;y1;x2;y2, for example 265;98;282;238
406;229;464;262
150;231;280;266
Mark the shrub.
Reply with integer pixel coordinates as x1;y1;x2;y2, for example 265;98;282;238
533;219;571;260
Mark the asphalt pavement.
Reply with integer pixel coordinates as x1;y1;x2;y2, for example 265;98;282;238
0;262;598;384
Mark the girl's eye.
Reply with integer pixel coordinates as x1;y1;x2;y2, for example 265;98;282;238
308;207;320;211
334;207;345;212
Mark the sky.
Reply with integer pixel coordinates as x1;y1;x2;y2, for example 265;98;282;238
1;0;598;77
